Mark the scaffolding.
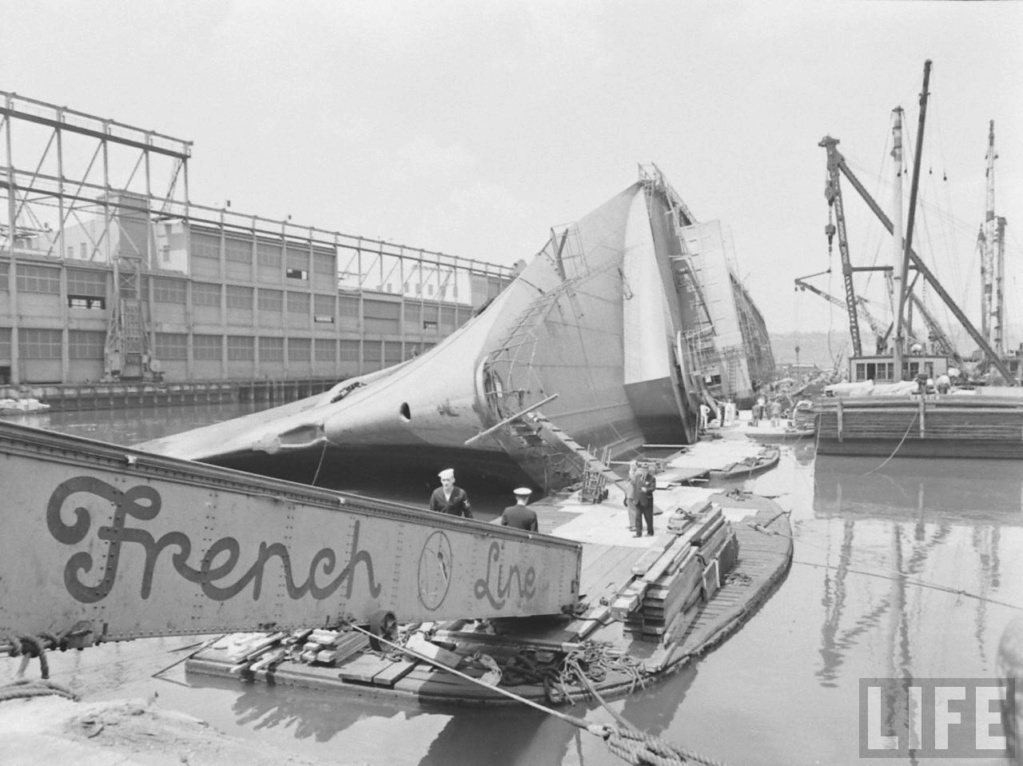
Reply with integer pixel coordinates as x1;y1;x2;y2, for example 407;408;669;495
0;89;516;386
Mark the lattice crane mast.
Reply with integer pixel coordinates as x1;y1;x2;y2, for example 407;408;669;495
820;137;863;357
817;134;1015;383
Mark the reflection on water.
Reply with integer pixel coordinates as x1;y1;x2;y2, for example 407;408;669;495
14;403;1022;765
814;455;1023;524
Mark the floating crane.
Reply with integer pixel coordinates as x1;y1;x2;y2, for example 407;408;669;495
817;66;1014;383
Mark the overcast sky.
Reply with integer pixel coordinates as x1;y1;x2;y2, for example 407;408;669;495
3;1;1021;348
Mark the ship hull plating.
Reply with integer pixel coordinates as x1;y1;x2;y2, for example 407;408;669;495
140;173;773;489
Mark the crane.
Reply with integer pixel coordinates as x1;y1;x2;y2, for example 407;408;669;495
817;136;1015;383
794;274;892;354
820;138;863;357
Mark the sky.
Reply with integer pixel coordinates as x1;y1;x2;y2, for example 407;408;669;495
3;0;1021;350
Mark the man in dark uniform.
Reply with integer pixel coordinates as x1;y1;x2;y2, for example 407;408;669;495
630;463;656;537
497;487;538;531
429;468;473;519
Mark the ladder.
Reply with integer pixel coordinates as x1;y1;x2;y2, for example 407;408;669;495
528;413;620;494
580;445;612;503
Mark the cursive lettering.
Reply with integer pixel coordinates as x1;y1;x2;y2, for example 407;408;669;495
46;476;381;604
473;541;537;609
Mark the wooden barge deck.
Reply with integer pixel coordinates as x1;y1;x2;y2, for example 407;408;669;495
186;491;792;706
815;393;1023;459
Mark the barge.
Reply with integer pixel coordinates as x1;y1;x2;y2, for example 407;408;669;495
185;490;792;706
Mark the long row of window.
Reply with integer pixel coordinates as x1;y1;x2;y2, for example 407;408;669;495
191;232;334;272
0;329;426;363
5;267;470;328
0;328;434;368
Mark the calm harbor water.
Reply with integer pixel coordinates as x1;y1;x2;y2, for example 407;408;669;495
4;402;1021;765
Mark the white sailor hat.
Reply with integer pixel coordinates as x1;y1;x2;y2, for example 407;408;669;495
513;487;532;497
438;468;455;480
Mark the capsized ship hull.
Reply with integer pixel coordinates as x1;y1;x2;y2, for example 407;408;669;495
140;170;772;490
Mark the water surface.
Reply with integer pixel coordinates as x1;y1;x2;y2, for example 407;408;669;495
4;403;1020;765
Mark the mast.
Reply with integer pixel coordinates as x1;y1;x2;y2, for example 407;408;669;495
890;107;904;359
893;60;931;379
979;120;1006;357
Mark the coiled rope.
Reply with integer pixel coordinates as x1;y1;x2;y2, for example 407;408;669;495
1;633;79;703
347;623;725;766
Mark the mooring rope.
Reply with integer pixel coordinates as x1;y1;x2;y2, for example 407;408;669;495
1;633;79;704
310;439;330;486
747;521;1022;612
347;624;725;766
0;678;79;703
792;558;1022;611
864;408;919;475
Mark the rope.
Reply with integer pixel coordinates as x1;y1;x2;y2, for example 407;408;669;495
4;633;53;679
0;679;79;703
745;522;1022;612
864;408;919;475
792;559;1022;612
346;624;724;766
310;439;329;486
573;665;724;766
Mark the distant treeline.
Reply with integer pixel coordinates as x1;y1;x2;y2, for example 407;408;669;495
771;327;1023;369
769;331;851;369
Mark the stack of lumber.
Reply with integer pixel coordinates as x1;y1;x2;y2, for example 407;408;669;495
613;502;740;644
295;628;369;666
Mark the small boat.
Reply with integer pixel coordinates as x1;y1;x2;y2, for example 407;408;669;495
708;446;781;479
0;397;50;415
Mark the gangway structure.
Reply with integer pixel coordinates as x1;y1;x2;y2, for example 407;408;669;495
0;421;581;651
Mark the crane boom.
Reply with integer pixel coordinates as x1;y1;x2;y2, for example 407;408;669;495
820;139;1015;383
0;422;582;651
794;276;890;351
819;137;863;357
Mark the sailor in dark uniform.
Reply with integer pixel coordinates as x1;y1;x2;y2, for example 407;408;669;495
497;487;538;532
429;468;473;519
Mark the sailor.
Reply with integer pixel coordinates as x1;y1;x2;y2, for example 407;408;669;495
936;372;951;394
429;468;473;519
699;403;711;433
497;487;538;531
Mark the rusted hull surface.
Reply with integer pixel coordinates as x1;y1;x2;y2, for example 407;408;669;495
0;422;581;645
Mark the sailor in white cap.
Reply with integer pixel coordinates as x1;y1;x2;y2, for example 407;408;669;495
428;468;473;519
497;487;538;532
